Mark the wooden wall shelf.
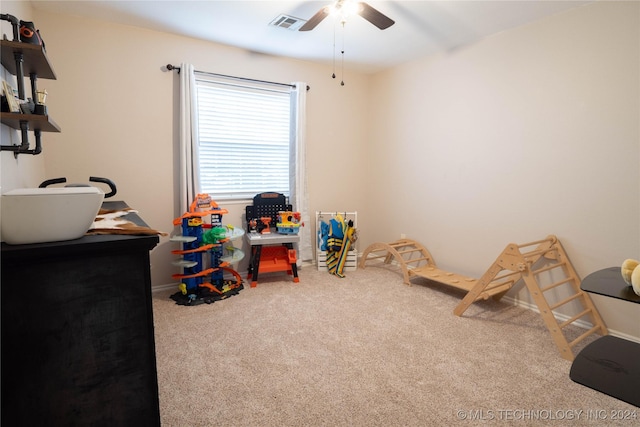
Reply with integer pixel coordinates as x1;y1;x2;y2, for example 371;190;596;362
0;38;59;155
0;39;56;79
0;112;60;132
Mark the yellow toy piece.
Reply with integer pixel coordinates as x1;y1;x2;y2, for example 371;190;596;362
187;218;203;227
621;258;640;296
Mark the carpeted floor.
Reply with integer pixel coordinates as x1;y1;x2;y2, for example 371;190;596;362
152;265;637;426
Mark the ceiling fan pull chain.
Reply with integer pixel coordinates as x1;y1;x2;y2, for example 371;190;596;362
332;19;336;79
341;20;345;86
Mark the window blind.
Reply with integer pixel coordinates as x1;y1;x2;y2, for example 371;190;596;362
195;74;292;200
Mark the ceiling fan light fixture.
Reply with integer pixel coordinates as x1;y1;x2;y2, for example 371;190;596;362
328;0;360;21
342;1;362;19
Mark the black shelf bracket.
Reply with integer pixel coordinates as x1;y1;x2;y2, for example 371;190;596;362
0;124;41;158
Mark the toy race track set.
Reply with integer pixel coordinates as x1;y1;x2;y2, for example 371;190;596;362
170;194;245;305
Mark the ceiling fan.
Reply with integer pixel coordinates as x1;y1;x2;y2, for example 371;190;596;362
299;0;395;31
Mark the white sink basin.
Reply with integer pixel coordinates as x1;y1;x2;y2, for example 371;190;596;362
1;187;104;245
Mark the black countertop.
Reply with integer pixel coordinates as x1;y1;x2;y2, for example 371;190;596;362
581;266;640;304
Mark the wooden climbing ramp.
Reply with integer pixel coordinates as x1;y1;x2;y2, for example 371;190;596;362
359;236;608;361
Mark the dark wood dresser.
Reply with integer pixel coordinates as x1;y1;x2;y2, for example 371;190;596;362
1;201;161;426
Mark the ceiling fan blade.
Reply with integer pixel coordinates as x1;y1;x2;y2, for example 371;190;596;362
299;6;330;31
358;2;395;30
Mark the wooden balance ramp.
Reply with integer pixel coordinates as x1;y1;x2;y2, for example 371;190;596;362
359;236;607;361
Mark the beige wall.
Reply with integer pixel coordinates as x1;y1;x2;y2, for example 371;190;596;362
16;6;370;287
367;1;639;339
2;1;638;339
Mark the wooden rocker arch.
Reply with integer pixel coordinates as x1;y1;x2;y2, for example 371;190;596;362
359;238;435;285
359;238;510;301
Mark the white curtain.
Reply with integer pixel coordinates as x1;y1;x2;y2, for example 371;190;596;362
178;63;200;213
291;82;312;262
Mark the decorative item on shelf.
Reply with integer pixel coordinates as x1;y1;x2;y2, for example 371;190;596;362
19;99;35;114
2;80;20;113
34;89;47;115
19;19;45;49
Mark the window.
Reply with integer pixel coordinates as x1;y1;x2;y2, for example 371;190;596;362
195;73;294;200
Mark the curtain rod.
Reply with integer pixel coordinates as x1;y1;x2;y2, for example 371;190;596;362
165;64;310;91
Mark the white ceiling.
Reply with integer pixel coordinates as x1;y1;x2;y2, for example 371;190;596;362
30;0;593;73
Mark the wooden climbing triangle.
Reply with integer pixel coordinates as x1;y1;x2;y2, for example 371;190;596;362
359;235;608;361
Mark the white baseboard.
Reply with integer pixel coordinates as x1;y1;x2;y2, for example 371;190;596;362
503;295;640;344
152;282;178;293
